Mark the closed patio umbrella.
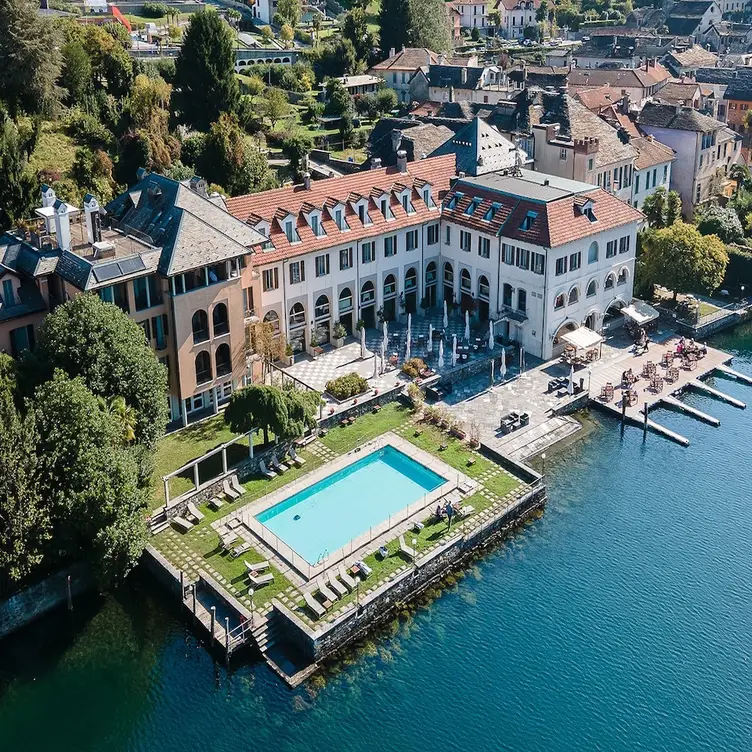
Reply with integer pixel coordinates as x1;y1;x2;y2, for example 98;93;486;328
428;323;434;356
405;337;411;362
438;340;444;369
360;326;367;359
500;348;507;380
488;319;494;351
373;351;378;379
443;300;448;329
452;334;457;367
464;310;470;341
568;365;575;396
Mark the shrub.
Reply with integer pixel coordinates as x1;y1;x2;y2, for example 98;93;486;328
142;2;170;17
401;357;427;378
332;321;347;339
325;372;369;400
406;382;425;408
67;110;114;149
696;204;744;244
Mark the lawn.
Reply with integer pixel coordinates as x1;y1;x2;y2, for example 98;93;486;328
405;424;495;480
698;301;720;317
29;120;77;178
318;402;411;453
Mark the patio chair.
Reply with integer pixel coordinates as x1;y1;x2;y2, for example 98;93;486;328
304;591;326;618
208;496;225;511
338;565;357;591
230;475;245;497
356;560;372;577
223;478;241;500
399;534;416;559
270;455;289;474
244;559;270;574
186;502;204;523
230;541;251;559
289;446;306;467
317;577;339;602
460;504;475;517
327;571;348;598
258;459;276;480
172;516;193;533
249;572;274;587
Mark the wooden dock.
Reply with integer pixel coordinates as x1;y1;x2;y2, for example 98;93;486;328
714;363;752;385
661;395;720;426
687;380;746;409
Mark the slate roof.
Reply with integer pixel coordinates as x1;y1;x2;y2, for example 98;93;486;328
427;65;486;90
508;65;568;90
369;48;440;71
637;101;726;131
694;66;741;84
631;136;676;169
665;45;719;70
368;118;453;165
654;81;702;104
567;64;670;90
0;236;60;277
666;16;703;35
724;75;752;101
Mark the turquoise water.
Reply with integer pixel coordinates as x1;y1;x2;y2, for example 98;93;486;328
256;446;445;563
2;325;752;750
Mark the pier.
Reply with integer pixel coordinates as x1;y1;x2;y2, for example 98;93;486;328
661;395;720;426
714;363;752;385
687;380;746;409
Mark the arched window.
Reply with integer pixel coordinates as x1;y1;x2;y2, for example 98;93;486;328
383;273;396;298
195;351;212;384
478;274;490;300
554;293;566;310
617;267;628;285
215;343;231;377
339;287;353;313
588;241;598;264
605;273;615;290
212;303;229;337
586;279;597;298
426;261;437;285
568;287;579;305
460;268;472;291
289;302;306;328
263;309;280;333
192;310;209;344
517;288;527;313
361;280;375;305
405;267;417;291
502;283;513;307
443;262;454;284
315;294;330;319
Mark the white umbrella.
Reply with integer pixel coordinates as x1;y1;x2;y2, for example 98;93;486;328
438;340;444;369
490;359;495;384
520;346;525;375
428;324;434;356
407;313;412;335
488;319;494;351
443;300;448;329
380;339;386;374
568;365;575;396
360;326;367;359
405;337;411;362
373;352;378;379
500;348;507;380
383;319;388;341
464;310;470;341
452;334;457;367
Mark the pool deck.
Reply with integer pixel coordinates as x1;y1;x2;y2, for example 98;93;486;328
213;433;475;583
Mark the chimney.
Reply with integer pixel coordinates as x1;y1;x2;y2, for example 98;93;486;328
370;156;382;170
397;149;408;173
83;194;101;245
438;53;447;65
389;47;395;58
461;67;468;85
620;94;630;114
303;172;311;190
53;199;71;252
41;184;56;208
189;176;208;197
391;129;403;153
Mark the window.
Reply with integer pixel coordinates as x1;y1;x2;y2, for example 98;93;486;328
133;274;162;311
569;252;581;272
361;281;375;304
460;269;472;292
98;283;130;313
617;268;628;285
555;257;567;276
568;287;579;305
314;294;330;319
587;157;594;171
606;240;617;258
502;283;513;308
517;288;527;313
384;235;397;257
152;313;169;350
263;310;280;334
605;273;615;290
195;351;212;385
289;302;306;327
427;224;439;245
484;203;500;222
9;324;34;357
405;268;417;291
426;261;437;285
383;274;397;298
478;275;490;299
502;243;514;265
516;247;530;270
696;183;702;203
262;268;279;291
339;247;353;270
445;225;451;245
361;241;375;263
554;293;565;310
444;262;454;284
401;193;415;215
140;318;151;343
289;260;305;284
619;236;630;254
532;252;545;275
520;211;537;231
423;187;436;208
465;197;482;215
588;242;598;264
212;303;229;337
338;287;353;313
406;229;418;251
663;165;668;183
460;230;471;252
2;279;14;307
192;310;209;344
284;220;295;242
310;214;321;237
334;208;344;230
559;148;568;160
586;279;597;297
635;174;640;194
215;344;231;377
478;236;491;258
315;254;330;277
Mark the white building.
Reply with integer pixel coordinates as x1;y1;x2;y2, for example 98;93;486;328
452;0;492;33
250;0;275;25
630;136;676;209
497;0;542;40
226;156;643;362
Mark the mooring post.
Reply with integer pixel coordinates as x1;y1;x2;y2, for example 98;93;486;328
67;575;73;611
225;617;230;665
192;584;197;622
180;570;185;599
210;606;216;643
643;402;649;440
621;392;627;427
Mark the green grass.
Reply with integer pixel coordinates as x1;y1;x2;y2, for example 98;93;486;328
318;402;411;454
29;120;77;177
698;301;720;317
405;424;494;480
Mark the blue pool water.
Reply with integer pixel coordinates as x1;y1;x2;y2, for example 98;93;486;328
256;446;445;564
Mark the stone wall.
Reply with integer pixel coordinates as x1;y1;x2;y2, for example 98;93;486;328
141;545;184;597
318;385;405;428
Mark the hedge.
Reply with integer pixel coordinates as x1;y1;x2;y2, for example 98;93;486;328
724;244;752;289
325;372;369;400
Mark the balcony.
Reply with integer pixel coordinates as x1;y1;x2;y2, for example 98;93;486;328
497;305;527;323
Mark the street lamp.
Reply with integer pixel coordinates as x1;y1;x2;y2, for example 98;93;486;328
541;452;546;475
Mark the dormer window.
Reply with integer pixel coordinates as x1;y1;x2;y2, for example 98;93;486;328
332;205;349;231
380;197;394;220
285;220;294;242
282;215;300;243
423;187;436;208
584;207;597;222
484;202;501;221
355;200;372;225
520;211;537;231
310;214;320;236
447;191;464;210
400;191;415;215
465;197;482;215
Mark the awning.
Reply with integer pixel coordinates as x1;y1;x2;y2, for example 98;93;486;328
621;300;659;326
561;326;603;351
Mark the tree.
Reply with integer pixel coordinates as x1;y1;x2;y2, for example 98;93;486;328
407;0;452;52
61;41;93;108
340;111;355;147
277;0;302;27
0;0;62;116
343;7;375;61
375;87;398;115
0;112;38;234
244;75;266;102
641;222;729;300
641;186;682;229
471;26;480;41
326;78;354;117
696;204;745;244
280;23;294;47
666;190;682;226
379;0;410;56
523;24;540;41
103;395;138;446
730;163;752;191
260;25;274;44
173;11;240;130
260;87;293;128
30;294;168;449
281;132;313;178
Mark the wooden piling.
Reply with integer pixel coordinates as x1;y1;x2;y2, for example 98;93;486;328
67;575;73;611
210;606;216;643
643;403;648;440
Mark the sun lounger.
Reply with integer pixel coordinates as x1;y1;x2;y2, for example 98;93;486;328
399;534;416;559
220;531;240;549
223;478;241;500
356;560;372;576
230;475;245;497
317;577;339;602
289;446;306;467
327;571;348;598
208;496;224;511
258;459;276;480
244;559;270;574
338;565;357;591
458;481;475;495
172;516;193;533
270;455;289;474
249;572;274;587
230;541;251;558
227;516;243;529
460;504;475;517
304;591;326;618
186;501;205;523
413;521;425;532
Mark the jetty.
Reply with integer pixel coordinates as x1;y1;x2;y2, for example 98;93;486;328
687;380;746;409
714;363;752;385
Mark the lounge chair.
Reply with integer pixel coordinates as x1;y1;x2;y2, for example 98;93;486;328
223;478;241;500
327;571;348;598
186;501;204;523
220;530;240;549
289;446;306;467
172;516;193;533
460;504;475;517
249;572;274;587
208;496;225;511
258;459;276;480
304;591;326;618
356;560;372;577
399;534;416;559
244;559;270;574
338;565;357;591
270;455;289;474
317;577;339;602
230;541;251;558
230;475;245;497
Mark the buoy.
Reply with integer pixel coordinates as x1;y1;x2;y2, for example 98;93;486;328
294;514;301;521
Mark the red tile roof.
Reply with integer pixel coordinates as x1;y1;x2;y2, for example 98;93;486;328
226;155;456;265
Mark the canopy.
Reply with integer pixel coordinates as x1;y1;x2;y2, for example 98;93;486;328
561;326;603;351
621;300;659;326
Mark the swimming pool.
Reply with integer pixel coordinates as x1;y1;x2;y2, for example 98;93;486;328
255;446;445;565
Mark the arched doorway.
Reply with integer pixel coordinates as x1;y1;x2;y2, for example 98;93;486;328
360;281;376;329
552;320;579;358
584;309;599;331
383;273;397;321
443;262;454;306
404;267;418;314
603;298;627;331
314;294;330;345
425;261;437;308
288;302;306;353
460;269;473;313
477;274;490;321
338;287;353;334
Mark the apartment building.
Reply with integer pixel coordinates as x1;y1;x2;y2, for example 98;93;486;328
0;175;266;425
496;0;541;40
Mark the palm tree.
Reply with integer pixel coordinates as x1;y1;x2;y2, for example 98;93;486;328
99;396;137;445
